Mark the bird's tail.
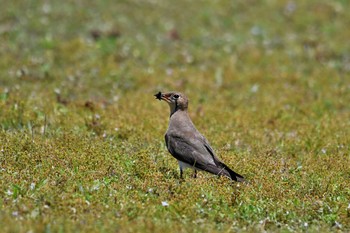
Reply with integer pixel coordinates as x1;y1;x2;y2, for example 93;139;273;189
221;164;245;182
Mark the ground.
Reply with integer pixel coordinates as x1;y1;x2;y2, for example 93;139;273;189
0;0;350;232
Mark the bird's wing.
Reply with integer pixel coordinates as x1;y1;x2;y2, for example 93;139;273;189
201;137;245;181
201;136;222;164
166;131;244;180
165;132;228;175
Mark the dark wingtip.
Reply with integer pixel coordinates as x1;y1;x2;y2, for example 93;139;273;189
235;176;245;182
221;163;245;182
154;91;162;100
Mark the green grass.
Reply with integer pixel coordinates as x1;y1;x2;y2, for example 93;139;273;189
1;0;350;232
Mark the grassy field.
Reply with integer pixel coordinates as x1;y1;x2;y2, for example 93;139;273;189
1;0;350;232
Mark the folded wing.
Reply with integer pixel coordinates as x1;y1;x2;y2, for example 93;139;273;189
165;132;244;181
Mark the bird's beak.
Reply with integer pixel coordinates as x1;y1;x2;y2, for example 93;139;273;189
154;92;171;103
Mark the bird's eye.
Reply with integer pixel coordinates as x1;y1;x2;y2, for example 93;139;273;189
173;94;180;99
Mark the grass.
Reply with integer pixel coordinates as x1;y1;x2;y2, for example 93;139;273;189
1;0;350;232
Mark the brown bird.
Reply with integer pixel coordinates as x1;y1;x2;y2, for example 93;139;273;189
155;91;244;182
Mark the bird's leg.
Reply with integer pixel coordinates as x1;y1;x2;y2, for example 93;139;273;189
192;169;197;178
180;167;183;179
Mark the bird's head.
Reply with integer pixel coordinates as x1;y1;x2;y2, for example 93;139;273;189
154;91;188;115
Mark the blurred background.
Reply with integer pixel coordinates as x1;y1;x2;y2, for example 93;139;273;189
1;0;349;144
1;0;349;97
1;0;349;135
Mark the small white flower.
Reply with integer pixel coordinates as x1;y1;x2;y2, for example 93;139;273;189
251;26;263;36
161;201;169;207
250;84;259;93
6;190;13;196
284;1;297;15
304;222;308;227
113;96;119;102
30;183;35;190
334;221;342;229
92;183;100;191
166;68;173;76
147;67;154;74
42;3;51;14
12;211;19;217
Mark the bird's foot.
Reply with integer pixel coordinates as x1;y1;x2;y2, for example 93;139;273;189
192;170;197;178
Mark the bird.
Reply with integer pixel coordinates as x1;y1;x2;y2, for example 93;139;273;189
155;91;244;182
